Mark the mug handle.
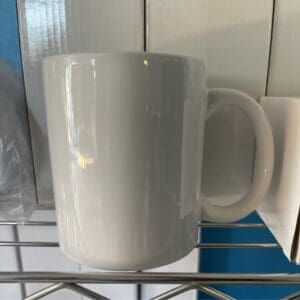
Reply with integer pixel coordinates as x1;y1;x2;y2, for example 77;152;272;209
201;88;274;223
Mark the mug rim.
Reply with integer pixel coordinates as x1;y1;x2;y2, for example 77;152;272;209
42;51;205;67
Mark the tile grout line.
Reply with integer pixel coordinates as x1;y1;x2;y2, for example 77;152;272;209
143;0;148;52
265;0;277;96
138;0;148;298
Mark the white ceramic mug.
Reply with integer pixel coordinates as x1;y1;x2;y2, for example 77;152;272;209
43;52;274;270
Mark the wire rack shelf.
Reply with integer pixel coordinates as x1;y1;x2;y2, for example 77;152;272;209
0;220;299;300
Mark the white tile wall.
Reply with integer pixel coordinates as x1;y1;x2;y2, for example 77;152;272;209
201;0;273;207
17;210;82;299
267;0;300;96
0;226;22;299
205;0;273;97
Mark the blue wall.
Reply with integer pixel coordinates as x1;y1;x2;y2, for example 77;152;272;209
0;0;21;70
200;213;300;299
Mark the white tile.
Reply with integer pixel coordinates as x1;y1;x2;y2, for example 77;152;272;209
205;0;273;97
148;0;272;95
147;0;209;59
267;0;300;96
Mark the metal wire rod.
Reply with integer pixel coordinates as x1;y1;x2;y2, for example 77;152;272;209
25;283;64;300
196;284;236;300
0;221;56;226
0;221;266;228
0;241;280;249
0;272;299;285
0;241;58;247
150;283;196;300
25;283;109;300
151;283;235;300
12;225;27;298
196;243;280;249
281;290;300;300
199;223;266;228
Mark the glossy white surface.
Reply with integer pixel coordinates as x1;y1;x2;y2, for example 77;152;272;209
259;97;300;263
203;89;274;222
17;0;143;205
145;1;208;290
43;52;274;270
43;52;206;270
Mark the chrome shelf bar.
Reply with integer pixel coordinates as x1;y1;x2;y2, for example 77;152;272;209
0;221;266;228
199;222;266;228
0;272;299;285
196;243;280;249
282;290;300;300
0;241;280;249
0;219;297;299
0;221;56;226
0;241;59;247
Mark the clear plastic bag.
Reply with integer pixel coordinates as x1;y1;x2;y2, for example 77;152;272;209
0;62;35;221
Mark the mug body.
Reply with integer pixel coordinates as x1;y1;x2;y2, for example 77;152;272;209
43;52;206;270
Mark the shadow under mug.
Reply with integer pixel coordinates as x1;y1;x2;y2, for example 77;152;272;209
43;52;274;270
